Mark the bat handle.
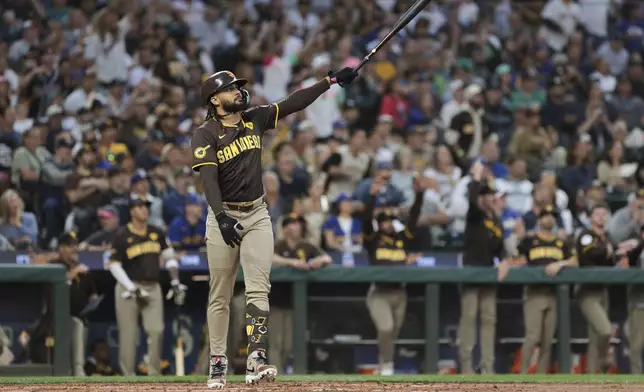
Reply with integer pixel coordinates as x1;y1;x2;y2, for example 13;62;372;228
353;49;376;73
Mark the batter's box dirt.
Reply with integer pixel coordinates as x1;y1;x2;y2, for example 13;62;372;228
2;383;644;392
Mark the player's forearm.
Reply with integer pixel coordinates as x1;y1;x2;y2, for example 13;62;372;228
405;192;423;232
276;79;331;118
272;254;295;267
162;248;180;281
199;165;225;215
108;262;136;290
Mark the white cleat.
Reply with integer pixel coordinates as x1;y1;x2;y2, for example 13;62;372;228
206;355;227;389
380;362;394;376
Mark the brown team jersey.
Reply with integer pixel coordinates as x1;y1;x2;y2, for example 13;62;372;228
518;233;572;267
191;104;279;202
274;239;322;264
108;223;169;282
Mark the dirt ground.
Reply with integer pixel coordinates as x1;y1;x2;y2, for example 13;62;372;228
1;383;643;392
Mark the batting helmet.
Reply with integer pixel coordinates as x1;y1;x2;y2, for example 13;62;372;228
200;71;249;106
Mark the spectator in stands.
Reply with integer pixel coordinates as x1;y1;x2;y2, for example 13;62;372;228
64;147;108;239
162;167;196;225
508;106;556;178
597;142;633;194
0;189;38;251
11;127;50;211
324;128;370;201
168;194;205;251
496;191;523;256
100;168;130;224
130;170;165;229
322;193;362;253
273;142;311;200
41;137;75;246
79;205;119;251
558;134;596;197
608;189;644;245
85;339;120;376
424;144;462;205
496;157;533;215
523;184;567;240
353;161;405;214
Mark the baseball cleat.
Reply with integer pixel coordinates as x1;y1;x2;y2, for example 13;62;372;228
206;355;227;389
245;349;278;384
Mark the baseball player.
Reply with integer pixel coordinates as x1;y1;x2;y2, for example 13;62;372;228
459;159;505;374
192;67;358;388
52;231;98;376
575;204;618;374
499;205;576;373
362;173;427;375
107;197;187;376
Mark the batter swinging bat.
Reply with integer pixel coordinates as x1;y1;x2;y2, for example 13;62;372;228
353;0;432;72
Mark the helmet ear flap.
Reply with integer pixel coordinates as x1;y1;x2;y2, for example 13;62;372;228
240;88;250;106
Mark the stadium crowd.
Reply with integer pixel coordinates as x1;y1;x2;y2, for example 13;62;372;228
2;0;644;377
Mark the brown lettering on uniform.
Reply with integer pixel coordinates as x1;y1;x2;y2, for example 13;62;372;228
223;146;233;160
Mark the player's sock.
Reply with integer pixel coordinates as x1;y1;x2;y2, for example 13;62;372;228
245;303;269;354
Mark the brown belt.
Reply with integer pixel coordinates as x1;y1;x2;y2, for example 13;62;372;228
223;196;265;213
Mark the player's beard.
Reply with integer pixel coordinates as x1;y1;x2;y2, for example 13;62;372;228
221;98;249;113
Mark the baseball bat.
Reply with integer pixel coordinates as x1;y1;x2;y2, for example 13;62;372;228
353;0;432;72
175;304;185;376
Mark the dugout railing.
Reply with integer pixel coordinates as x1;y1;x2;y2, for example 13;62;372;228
234;266;644;374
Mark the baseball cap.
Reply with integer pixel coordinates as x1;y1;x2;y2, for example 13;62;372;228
538;205;557;218
464;84;483;100
59;231;79;246
185;193;201;205
282;213;305;228
55;138;74;149
98;205;118;219
376;209;396;223
335;193;351;204
131;170;147;185
129;197;152;209
450;80;464;92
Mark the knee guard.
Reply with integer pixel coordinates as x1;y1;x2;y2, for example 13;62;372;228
245;304;269;354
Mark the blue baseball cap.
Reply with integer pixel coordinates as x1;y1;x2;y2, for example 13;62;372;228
131;170;147;185
185;193;201;205
335;193;351;204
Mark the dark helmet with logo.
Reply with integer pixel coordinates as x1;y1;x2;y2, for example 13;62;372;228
200;71;250;107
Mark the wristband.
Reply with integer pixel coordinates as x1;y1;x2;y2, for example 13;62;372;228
171;279;180;286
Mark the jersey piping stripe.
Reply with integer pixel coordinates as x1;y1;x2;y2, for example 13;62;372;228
273;103;280;129
192;162;218;170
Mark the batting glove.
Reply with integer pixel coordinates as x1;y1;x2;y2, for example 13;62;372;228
216;212;244;248
122;287;150;301
328;67;359;87
166;279;188;305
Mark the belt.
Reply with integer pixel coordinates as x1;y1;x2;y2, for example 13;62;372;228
223;196;265;213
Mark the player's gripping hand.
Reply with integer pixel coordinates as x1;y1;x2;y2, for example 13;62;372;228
166;279;188;305
328;67;358;87
216;212;244;248
122;287;150;301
